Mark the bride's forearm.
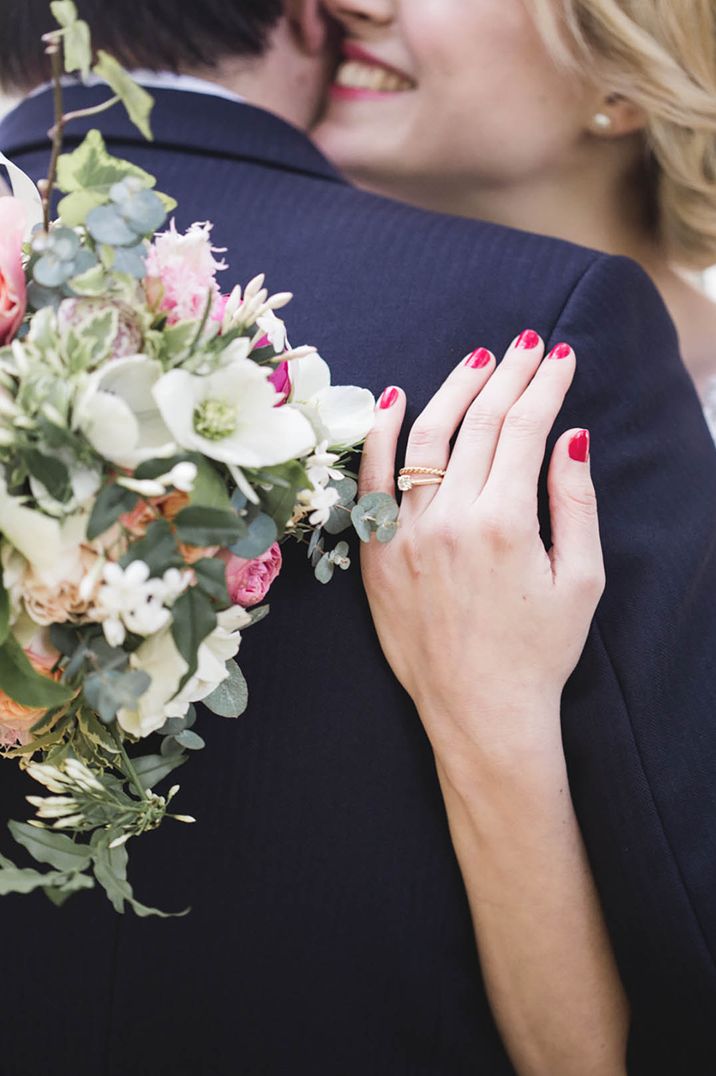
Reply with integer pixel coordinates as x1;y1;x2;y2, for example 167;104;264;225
430;706;629;1076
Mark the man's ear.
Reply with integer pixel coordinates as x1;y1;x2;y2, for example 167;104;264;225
285;0;330;55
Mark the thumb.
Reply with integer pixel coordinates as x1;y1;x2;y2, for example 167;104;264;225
358;386;407;500
547;429;605;602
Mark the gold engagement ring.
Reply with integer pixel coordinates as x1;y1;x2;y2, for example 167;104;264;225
397;467;447;492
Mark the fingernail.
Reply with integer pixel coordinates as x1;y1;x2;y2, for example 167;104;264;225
548;342;572;360
569;429;590;462
516;330;540;350
379;386;399;410
464;347;493;369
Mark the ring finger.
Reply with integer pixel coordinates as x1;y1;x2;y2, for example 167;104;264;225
400;347;496;518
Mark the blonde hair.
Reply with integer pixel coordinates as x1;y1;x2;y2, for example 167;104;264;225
530;0;716;268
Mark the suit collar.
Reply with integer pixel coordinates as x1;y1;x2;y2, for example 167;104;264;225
0;85;346;186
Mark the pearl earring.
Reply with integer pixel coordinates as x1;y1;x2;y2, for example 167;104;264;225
593;112;613;131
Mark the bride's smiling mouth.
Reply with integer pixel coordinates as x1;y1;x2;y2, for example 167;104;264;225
331;42;417;100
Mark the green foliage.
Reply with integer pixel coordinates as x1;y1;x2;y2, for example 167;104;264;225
351;492;399;544
91;832;186;917
87;482;139;540
0;635;74;708
9;821;92;873
171;588;217;686
192;558;230;605
51;0;92;80
121;520;182;577
203;661;249;719
83;668;151;725
22;449;72;502
323;477;358;536
174;505;245;548
230;512;277;559
130;753;187;792
93;51;154;141
257;460;310;537
56;131;162;228
0;573;10;649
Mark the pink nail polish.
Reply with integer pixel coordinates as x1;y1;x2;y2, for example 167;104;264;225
516;330;540;350
379;386;399;410
548;342;572;360
569;430;590;462
464;347;492;369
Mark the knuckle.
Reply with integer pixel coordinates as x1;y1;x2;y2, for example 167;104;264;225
407;421;443;451
461;407;503;438
561;484;599;520
358;465;388;496
572;562;606;601
501;407;545;439
477;506;515;549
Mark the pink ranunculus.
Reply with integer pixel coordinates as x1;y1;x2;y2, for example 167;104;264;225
219;543;283;607
0;197;27;346
268;360;291;406
144;220;227;326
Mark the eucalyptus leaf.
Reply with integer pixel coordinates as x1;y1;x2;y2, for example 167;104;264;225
86;204;140;247
33;253;74;288
57;131;158;226
202;661;249;718
230;513;277;559
314;553;335;585
174;729;205;751
111;243;147;279
119;188;166;235
83;669;150;724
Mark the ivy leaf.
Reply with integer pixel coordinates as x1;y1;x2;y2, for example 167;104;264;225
50;0;78;26
202;661;249;718
56;131;158;227
0;635;74;708
62;18;92;79
87;482;139;541
8;822;93;873
92;51;154;141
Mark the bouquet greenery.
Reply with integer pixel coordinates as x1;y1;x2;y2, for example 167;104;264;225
0;1;398;915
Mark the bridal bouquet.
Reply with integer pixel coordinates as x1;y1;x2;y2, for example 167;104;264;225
0;2;397;916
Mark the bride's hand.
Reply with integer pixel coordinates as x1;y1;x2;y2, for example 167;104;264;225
359;333;605;777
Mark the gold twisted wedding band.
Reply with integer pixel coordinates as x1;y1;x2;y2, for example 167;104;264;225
397;466;447;492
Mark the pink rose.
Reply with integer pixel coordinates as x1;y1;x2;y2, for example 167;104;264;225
219;543;283;607
0;197;27;346
268;360;291;406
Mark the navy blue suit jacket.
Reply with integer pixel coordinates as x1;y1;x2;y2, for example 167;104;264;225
2;87;716;1076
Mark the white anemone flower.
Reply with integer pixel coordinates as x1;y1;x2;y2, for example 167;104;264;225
152;358;316;468
73;355;177;469
287;352;375;450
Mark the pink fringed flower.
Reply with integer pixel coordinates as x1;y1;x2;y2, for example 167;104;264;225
218;544;283;607
144;220;227;325
0;197;27;346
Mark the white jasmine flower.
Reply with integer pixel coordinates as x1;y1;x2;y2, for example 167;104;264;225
167;461;197;493
95;560;171;647
298;485;341;528
160;568;193;605
152;358;316;468
305;442;343;489
287;352;375;450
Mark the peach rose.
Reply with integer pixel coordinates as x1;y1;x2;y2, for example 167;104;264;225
0;197;27;346
20;545;102;626
120;498;159;538
218;543;282;607
0;643;62;747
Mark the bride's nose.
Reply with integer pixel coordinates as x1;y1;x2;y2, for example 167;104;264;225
322;0;394;32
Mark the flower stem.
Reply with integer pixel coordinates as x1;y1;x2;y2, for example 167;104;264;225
109;723;150;802
41;41;65;231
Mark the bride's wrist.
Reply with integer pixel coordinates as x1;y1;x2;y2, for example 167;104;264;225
417;694;568;797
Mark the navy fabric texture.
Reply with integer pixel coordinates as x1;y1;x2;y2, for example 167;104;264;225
1;87;716;1076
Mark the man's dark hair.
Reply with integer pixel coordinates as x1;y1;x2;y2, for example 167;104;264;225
0;0;284;93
